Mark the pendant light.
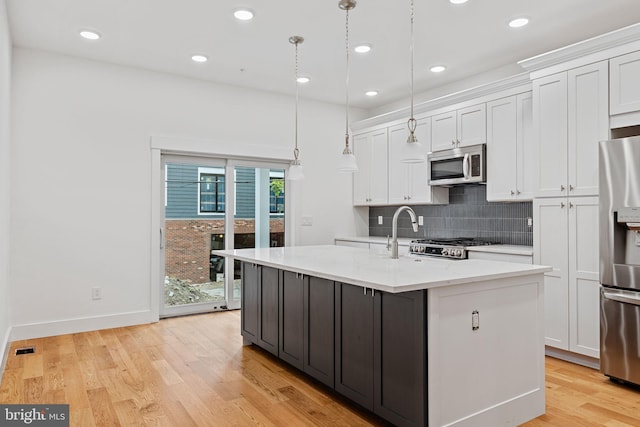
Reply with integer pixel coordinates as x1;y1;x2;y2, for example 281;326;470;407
400;0;425;164
338;0;358;172
287;35;305;181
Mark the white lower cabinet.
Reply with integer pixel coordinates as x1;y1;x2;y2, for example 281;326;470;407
533;196;599;358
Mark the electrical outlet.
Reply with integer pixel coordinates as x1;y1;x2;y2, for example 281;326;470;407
92;287;102;300
378;215;383;225
418;216;424;226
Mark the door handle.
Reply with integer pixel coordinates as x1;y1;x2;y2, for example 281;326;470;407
603;291;640;306
462;153;470;180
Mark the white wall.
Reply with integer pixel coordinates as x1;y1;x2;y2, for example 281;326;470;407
10;47;365;339
0;0;11;369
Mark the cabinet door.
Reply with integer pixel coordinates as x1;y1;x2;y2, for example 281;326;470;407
374;290;426;427
486;96;518;201
303;277;335;388
279;271;304;369
335;282;374;410
568;62;608;197
457;103;486;147
533;73;568;197
388;124;412;204
258;266;280;356
431;111;457;152
241;262;259;342
568;197;600;358
517;92;534;200
389;119;440;205
353;132;372;205
610;50;640;115
533;198;569;349
353;129;388;205
369;129;389;205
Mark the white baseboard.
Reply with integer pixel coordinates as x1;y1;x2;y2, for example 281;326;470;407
9;310;158;342
545;346;600;370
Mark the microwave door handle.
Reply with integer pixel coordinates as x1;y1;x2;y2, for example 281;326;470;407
463;153;470;180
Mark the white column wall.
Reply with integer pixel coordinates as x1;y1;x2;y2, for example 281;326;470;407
0;0;12;368
9;48;365;339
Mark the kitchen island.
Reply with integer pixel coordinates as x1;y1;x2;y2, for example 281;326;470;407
216;245;551;427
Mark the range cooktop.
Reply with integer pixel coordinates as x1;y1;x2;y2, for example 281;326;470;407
409;237;500;259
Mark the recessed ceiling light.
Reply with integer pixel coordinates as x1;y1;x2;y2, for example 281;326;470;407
297;76;310;83
191;54;208;63
430;65;446;73
508;17;529;28
79;30;100;40
234;8;254;21
365;90;379;97
449;0;469;4
354;44;372;54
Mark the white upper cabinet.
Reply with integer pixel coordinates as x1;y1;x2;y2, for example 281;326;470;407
431;103;486;152
486;92;533;201
567;62;609;197
532;61;608;198
388;118;448;205
352;129;388;206
610;50;640;115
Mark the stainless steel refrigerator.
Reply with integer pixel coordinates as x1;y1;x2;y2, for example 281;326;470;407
599;135;640;386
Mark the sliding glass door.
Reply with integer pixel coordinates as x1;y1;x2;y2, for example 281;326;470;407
160;155;286;317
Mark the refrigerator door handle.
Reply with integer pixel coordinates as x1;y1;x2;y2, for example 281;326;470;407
603;291;640;306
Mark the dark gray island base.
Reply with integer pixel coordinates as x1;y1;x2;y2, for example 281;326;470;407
217;245;548;427
241;262;425;427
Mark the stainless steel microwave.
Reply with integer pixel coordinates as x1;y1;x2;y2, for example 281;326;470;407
427;143;486;186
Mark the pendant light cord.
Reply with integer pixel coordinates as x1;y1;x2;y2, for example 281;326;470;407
344;8;351;148
407;0;417;140
294;40;300;160
410;0;414;121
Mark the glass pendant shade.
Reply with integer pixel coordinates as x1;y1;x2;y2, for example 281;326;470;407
400;140;425;163
287;159;304;180
338;146;358;172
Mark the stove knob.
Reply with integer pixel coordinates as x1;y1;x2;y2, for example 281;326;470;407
455;249;463;258
441;248;449;256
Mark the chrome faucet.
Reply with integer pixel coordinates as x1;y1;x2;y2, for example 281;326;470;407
391;205;419;259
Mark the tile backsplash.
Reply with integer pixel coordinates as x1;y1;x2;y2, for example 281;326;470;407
369;185;533;246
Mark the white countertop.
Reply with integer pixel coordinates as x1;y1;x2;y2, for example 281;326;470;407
215;245;549;293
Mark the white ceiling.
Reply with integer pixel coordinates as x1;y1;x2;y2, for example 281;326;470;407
6;0;640;110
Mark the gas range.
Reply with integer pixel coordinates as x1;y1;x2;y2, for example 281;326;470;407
409;237;500;259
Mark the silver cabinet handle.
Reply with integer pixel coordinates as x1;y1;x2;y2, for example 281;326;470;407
569;202;574;208
451;140;456;146
510;190;515;196
569;185;574;191
560;202;565;208
560;185;565;191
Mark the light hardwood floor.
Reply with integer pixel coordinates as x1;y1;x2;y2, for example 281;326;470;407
1;311;639;426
